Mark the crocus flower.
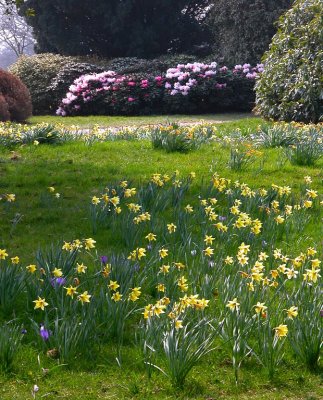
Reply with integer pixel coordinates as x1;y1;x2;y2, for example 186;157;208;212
100;255;108;265
40;324;50;341
50;277;66;287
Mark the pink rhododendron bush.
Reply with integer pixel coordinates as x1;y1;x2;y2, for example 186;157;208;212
57;62;263;116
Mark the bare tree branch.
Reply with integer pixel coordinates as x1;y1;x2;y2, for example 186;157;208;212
0;0;34;56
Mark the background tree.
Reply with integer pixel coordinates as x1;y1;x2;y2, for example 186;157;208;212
20;0;213;58
208;0;292;65
0;0;34;57
255;0;323;123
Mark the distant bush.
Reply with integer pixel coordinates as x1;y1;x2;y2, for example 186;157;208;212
0;95;10;121
49;61;105;111
0;69;32;122
9;53;73;114
208;0;292;66
255;0;323;123
9;53;263;117
106;55;198;75
56;71;165;116
163;62;262;113
57;61;262;116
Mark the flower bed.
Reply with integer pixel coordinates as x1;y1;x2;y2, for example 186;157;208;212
57;62;263;116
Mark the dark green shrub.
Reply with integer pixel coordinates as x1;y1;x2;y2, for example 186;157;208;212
255;0;323;123
104;55;198;75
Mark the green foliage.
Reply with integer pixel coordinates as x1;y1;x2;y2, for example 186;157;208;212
0;261;26;316
255;0;323;123
255;124;296;148
0;322;23;372
208;0;292;65
151;124;212;153
161;318;215;388
9;53;73;114
284;128;323;166
20;0;211;58
288;283;322;371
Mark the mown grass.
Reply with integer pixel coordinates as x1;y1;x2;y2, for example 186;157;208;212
28;113;257;128
1;139;322;260
1;343;322;400
0;118;322;400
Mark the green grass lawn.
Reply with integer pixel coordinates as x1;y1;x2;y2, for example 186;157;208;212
1;139;322;258
29;112;257;128
0;118;322;400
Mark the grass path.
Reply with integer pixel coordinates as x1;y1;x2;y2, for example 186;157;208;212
29;113;256;128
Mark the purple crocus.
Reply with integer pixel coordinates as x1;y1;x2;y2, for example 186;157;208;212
100;256;108;265
50;277;66;287
40;324;50;341
320;310;323;318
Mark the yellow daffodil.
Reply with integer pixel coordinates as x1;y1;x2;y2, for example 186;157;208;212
6;193;16;202
159;264;170;274
26;264;37;273
204;235;215;245
156;283;165;292
84;238;96;250
111;291;122;302
226;298;240;311
78;291;91;304
110;196;120;207
145;232;157;242
129;287;141;302
177;276;188;292
167;223;177;233
108;280;120;291
52;268;62;277
33;297;49;311
65;285;78;298
185;204;194;213
128;247;146;261
285;306;298;319
91;196;100;205
175;320;183;330
224;256;234;265
303;200;312;209
159;248;168;259
0;249;8;259
254;302;267;314
203;247;214;257
274;324;288;338
76;263;87;274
